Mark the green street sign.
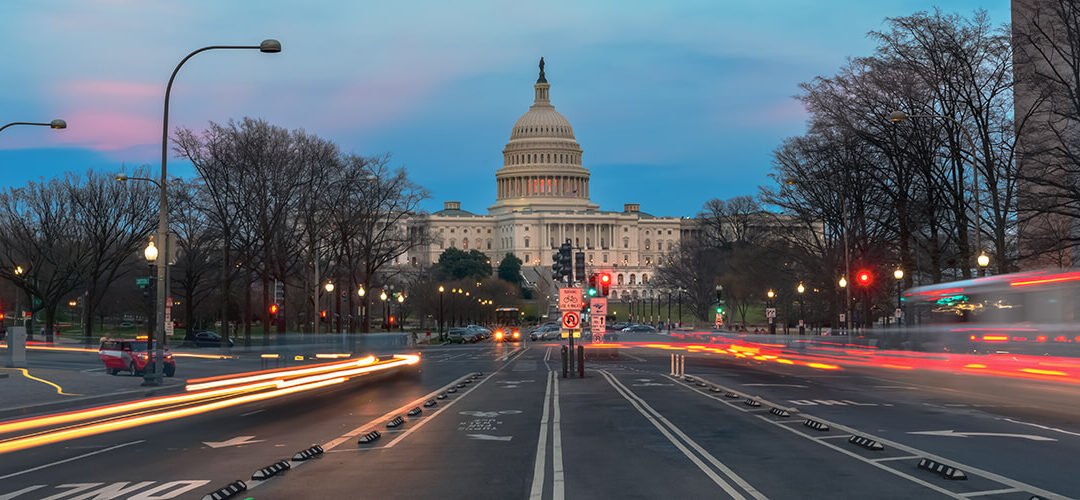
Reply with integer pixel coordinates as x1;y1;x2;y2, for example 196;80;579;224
136;277;150;287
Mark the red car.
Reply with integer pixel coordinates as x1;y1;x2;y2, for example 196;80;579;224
99;337;176;377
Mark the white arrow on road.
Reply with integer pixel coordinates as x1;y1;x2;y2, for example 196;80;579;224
203;435;265;448
467;434;513;441
908;430;1056;441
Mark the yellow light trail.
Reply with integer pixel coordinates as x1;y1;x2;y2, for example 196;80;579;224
185;355;375;392
0;368;82;396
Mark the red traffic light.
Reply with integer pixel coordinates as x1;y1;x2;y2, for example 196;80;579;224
320;310;327;318
269;304;279;314
600;273;610;283
856;270;873;286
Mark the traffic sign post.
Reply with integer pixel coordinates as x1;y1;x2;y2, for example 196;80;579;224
715;311;723;328
590;298;607;343
559;288;582;311
562;311;581;329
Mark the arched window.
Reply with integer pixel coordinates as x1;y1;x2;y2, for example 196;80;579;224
524;237;530;248
449;239;456;248
463;239;468;249
623;237;629;249
617;274;624;285
621;291;630;301
642;274;649;283
486;239;492;250
645;239;651;250
629;274;636;285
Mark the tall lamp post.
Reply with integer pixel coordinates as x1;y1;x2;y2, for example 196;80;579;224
135;39;281;387
893;268;904;326
0;119;66;135
838;276;848;336
766;289;776;334
324;281;335;336
796;283;805;335
438;286;445;340
889;110;987;276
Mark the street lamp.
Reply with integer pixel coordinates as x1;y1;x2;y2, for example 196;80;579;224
324;281;334;293
0;119;67;135
766;289;775;334
135;39;282;387
893;268;904;325
796;283;805;335
357;287;365;297
838;277;847;288
144;240;159;262
438;286;445;340
977;253;990;270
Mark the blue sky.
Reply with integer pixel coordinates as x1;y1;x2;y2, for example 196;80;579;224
0;0;1010;216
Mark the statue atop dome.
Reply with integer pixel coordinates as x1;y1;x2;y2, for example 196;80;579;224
537;57;547;84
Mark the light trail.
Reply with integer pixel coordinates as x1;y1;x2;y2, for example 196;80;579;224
0;368;82;396
0;354;420;453
185;355;376;391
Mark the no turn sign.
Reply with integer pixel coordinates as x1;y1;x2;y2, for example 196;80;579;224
562;311;581;329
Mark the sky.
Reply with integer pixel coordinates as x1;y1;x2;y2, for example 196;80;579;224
0;0;1011;217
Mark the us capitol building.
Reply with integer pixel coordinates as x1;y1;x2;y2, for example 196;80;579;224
406;59;699;301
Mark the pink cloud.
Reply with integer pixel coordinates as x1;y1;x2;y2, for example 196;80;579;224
56;110;159;151
60;80;161;101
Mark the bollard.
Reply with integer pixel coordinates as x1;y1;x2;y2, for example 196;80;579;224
670;353;675;375
577;345;584;378
561;345;568;378
680;354;685;377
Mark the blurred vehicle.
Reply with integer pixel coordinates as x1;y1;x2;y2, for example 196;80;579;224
493;307;522;342
885;269;1080;356
99;337;175;377
621;324;657;333
465;324;491;340
447;327;478;344
119;322;135;328
529;323;559;340
609;322;630;331
192;331;234;348
540;330;562;341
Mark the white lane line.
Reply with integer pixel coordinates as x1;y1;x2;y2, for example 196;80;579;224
552;370;564;500
383;373;495;448
814;435;850;440
496;347;523;362
0;440;145;480
598;370;755;500
687;372;1071;500
756;415;963;499
959;488;1022;497
0;485;46;499
240;409;265;417
1002;417;1080;438
871;455;920;462
80;367;105;373
529;371;554;500
622;352;647;362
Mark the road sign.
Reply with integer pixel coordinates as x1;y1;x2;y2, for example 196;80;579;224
839;313;846;323
559;288;582;311
562;311;581;329
715;312;723;327
765;308;776;319
894;308;903;319
136;277;150;287
590;298;607;333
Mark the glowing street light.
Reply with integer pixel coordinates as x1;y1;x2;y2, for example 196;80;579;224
838;277;847;288
357;287;365;297
324;281;334;293
144;240;159;262
977;253;990;269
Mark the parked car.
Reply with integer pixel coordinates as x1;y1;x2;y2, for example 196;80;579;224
447;327;478;344
621;324;657;333
609;322;630;331
192;331;234;348
99;337;175;377
119;322;135;329
465;324;491;340
529;324;558;340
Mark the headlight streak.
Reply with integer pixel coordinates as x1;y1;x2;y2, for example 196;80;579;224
0;354;420;454
185;355;376;392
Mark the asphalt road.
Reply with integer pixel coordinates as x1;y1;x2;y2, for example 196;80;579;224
1;335;1077;499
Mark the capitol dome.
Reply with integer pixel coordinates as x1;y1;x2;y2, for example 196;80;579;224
491;58;596;215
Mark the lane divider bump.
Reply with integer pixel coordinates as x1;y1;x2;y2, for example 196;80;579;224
917;458;967;480
251;460;290;481
200;480;247;500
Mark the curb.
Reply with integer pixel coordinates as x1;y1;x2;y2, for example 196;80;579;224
0;382;186;420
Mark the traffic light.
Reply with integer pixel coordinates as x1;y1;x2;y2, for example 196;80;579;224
551;240;572;282
320;310;328;323
856;270;873;287
269;304;279;315
600;272;611;296
574;252;585;283
587;274;598;297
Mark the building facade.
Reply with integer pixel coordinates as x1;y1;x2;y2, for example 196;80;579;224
407;60;699;301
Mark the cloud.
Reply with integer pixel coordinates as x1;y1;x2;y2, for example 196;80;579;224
55;110;160;151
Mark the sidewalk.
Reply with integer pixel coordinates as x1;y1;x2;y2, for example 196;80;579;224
0;366;184;419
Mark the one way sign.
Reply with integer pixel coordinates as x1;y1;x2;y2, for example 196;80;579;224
590;298;607;333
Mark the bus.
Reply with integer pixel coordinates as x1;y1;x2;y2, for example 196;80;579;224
493;307;522;342
887;269;1080;356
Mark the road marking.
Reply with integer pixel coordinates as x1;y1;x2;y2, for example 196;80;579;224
814;435;850;440
1002;418;1080;438
599;370;763;500
0;440;145;480
622;352;647;362
552;370;564;500
79;367;105;373
240;408;265;417
908;430;1056;441
383;374;495;448
871;455;920;462
203;435;265;448
958;488;1022;497
0;368;82;396
529;371;554;500
0;485;45;499
496;347;524;362
686;372;1071;500
467;434;513;441
742;383;808;388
